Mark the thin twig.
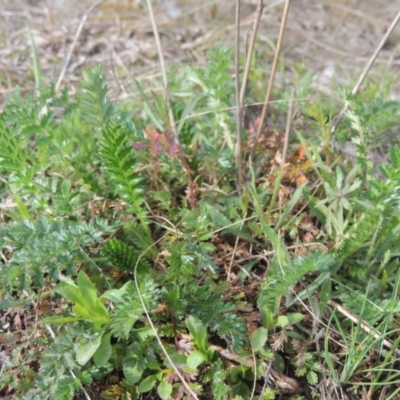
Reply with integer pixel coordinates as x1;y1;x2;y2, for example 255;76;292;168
250;0;291;161
249;346;257;400
237;0;264;189
145;0;178;140
234;0;243;188
330;9;400;134
240;0;264;105
281;88;295;165
55;0;105;93
227;236;240;283
259;362;273;399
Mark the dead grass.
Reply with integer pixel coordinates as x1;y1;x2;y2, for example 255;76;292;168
1;0;399;108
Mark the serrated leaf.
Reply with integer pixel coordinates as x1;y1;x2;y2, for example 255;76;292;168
157;381;173;400
101;281;130;302
93;332;112;367
211;361;229;400
307;370;318;385
187;350;207;370
164;353;187;368
123;357;146;385
250;327;268;352
76;334;102;365
139;374;158;393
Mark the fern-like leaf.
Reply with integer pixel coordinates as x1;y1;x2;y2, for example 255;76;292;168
99;118;149;233
76;66;114;128
102;238;151;275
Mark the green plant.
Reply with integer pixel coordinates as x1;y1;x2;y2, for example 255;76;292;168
3;19;400;399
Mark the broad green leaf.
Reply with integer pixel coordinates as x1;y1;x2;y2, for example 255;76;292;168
123;357;146;385
164;353;187;368
157;381;173;400
40;316;80;324
250;327;268;352
73;303;93;319
139;375;158;393
91;300;110;322
287;313;305;325
101;281;130;302
231;381;250;399
77;270;99;314
187;350;207;370
55;281;83;306
276;316;289;327
73;303;109;324
93;332;112;367
186;315;207;353
76;334;102;365
260;306;274;330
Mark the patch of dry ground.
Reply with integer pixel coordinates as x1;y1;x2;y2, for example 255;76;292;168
1;0;400;107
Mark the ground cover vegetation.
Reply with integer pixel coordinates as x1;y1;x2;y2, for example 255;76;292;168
1;2;400;400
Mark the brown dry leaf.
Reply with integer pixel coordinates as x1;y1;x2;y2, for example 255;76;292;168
176;337;193;355
154;302;168;315
35;300;53;316
271;329;287;351
13;313;22;330
303;231;314;243
295;351;306;369
270;368;303;394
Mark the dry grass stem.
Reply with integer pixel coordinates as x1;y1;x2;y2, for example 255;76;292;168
239;0;264;104
145;0;178;139
331;9;400;134
250;0;291;161
55;0;105;93
281;88;295;165
234;0;243;188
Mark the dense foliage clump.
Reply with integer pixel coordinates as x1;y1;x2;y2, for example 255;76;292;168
1;43;400;400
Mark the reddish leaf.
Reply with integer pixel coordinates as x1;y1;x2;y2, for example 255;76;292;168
143;128;163;156
132;141;148;151
143;128;160;142
160;130;180;158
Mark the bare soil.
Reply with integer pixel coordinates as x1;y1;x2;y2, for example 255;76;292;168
1;0;400;107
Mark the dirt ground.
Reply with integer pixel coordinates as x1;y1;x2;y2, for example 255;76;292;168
1;0;400;108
